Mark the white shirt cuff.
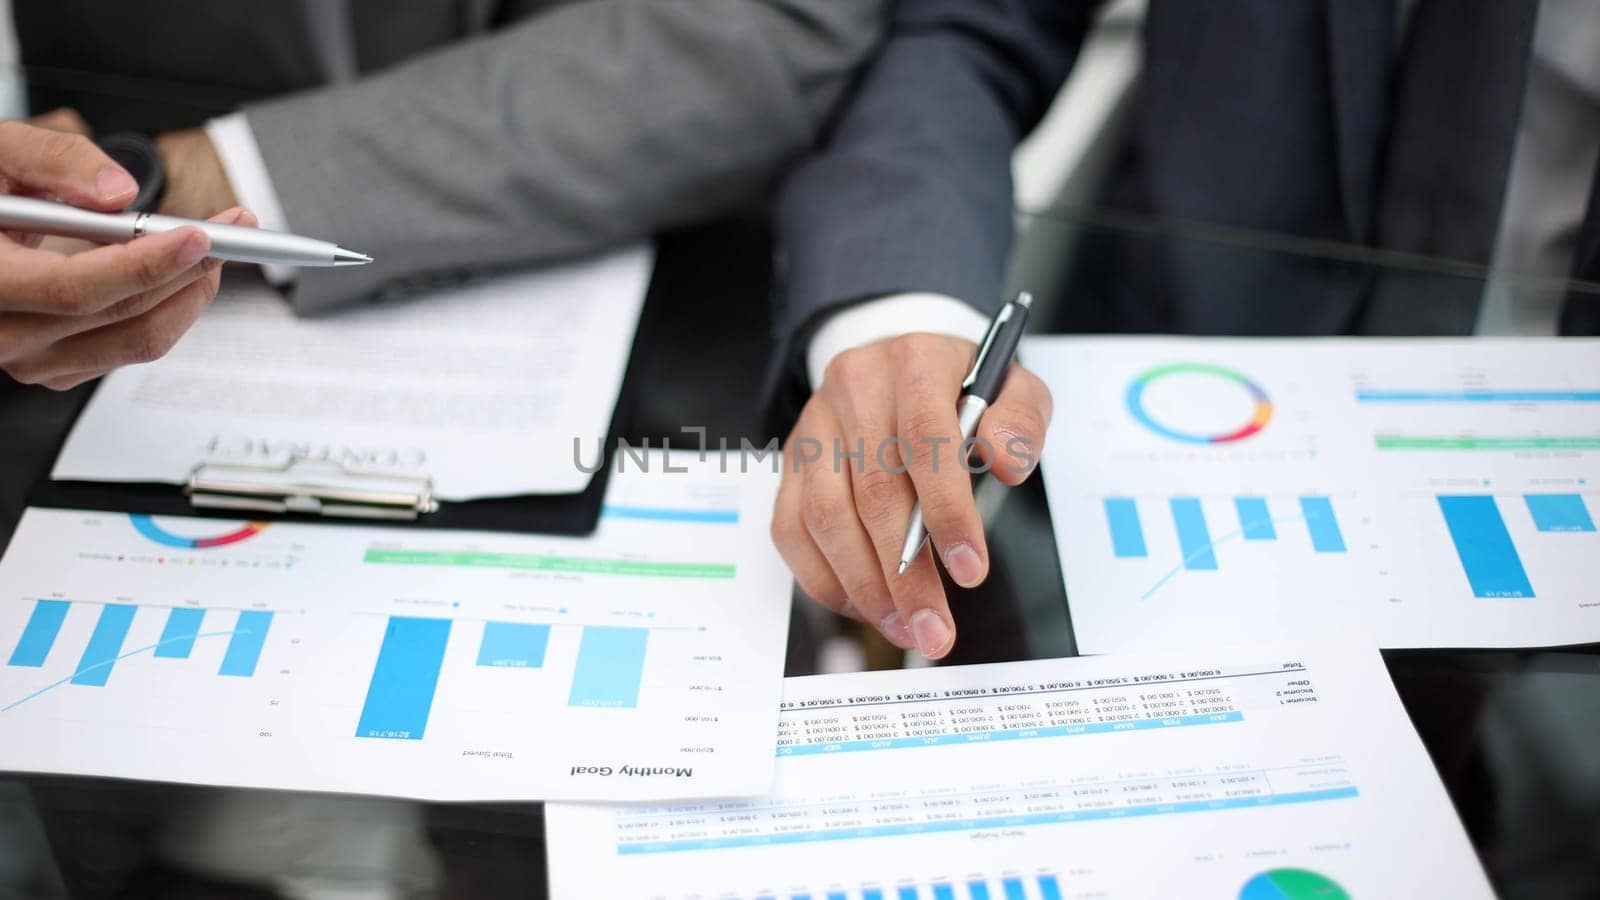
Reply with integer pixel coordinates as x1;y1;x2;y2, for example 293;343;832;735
806;293;994;388
205;113;297;286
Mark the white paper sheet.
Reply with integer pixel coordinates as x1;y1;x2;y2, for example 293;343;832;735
1028;336;1600;652
546;643;1491;899
0;453;792;802
52;246;653;500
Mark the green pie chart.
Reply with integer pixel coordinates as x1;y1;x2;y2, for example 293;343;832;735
1238;868;1351;900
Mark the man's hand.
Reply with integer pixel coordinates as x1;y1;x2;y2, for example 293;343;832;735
771;333;1053;660
155;128;238;220
0;120;256;389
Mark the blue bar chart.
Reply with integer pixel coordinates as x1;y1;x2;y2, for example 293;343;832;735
355;618;655;741
1436;495;1556;599
756;876;1060;900
1102;495;1349;583
3;600;277;710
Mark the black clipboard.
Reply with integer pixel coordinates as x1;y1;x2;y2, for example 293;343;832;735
22;268;659;538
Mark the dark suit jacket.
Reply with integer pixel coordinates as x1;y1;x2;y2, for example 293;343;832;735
775;0;1596;357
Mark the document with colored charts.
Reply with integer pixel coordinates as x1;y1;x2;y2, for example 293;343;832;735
0;453;791;802
1027;336;1600;652
546;642;1492;900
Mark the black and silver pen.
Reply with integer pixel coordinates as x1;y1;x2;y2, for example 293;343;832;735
0;195;372;268
897;291;1033;574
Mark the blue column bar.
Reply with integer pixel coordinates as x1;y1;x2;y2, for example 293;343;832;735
568;627;649;708
898;888;919;900
1525;494;1596;532
71;604;138;686
154;608;206;659
1299;496;1347;553
1169;497;1217;570
356;617;452;740
967;882;991;900
8;599;70;667
1103;498;1148;557
863;890;885;900
219;611;273;677
826;892;847;900
1234;497;1276;540
932;885;955;900
1002;879;1026;900
1438;495;1535;599
1037;876;1063;900
477;622;551;668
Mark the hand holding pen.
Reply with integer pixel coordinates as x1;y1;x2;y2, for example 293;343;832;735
771;291;1052;661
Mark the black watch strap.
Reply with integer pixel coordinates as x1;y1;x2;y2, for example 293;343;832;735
96;132;167;214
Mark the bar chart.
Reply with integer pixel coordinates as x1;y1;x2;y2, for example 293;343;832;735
747;874;1066;900
355;615;656;741
1431;492;1597;600
1097;494;1349;601
5;598;276;711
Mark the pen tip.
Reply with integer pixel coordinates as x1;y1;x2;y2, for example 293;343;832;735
897;560;910;575
1014;291;1034;309
334;248;374;266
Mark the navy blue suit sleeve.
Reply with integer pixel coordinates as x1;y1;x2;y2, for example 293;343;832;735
774;0;1097;349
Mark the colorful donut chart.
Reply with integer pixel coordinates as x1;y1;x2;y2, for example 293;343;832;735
1125;362;1272;445
129;515;269;549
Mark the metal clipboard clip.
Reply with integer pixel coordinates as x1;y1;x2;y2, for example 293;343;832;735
185;454;440;521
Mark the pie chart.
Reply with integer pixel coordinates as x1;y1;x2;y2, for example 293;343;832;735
1238;868;1350;900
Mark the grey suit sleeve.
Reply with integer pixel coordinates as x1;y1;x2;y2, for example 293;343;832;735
773;0;1096;347
242;0;889;313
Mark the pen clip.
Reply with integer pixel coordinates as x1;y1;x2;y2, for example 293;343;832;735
961;304;1012;391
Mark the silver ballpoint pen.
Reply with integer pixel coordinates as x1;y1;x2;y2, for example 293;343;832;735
0;194;372;268
897;291;1033;575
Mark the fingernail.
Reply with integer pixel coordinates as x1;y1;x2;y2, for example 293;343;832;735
943;542;984;588
909;610;951;660
96;166;138;202
878;612;915;650
177;232;210;267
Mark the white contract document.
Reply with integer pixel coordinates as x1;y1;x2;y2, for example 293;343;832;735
546;643;1491;899
52;246;653;500
0;453;792;802
1029;336;1600;652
